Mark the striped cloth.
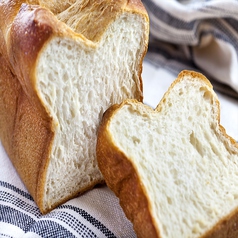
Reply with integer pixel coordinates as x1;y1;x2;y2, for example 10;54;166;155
1;1;238;237
0;141;135;238
143;0;238;98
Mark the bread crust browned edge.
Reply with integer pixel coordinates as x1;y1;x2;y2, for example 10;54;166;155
96;70;238;238
96;100;160;238
0;3;56;214
0;0;149;214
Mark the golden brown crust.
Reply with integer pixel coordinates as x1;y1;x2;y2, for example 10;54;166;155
201;208;238;238
96;71;238;238
0;3;56;213
0;50;53;207
97;101;159;238
0;0;148;213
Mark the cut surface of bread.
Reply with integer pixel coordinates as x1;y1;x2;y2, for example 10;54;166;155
0;0;149;213
96;70;238;238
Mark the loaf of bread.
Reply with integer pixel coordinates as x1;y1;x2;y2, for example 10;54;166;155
97;70;238;238
0;0;149;213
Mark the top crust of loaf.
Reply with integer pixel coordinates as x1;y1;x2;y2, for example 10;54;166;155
1;0;148;101
96;70;238;238
0;0;149;213
38;0;148;42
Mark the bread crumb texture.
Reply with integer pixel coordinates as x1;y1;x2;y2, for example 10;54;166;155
0;0;148;213
36;10;146;211
98;71;238;238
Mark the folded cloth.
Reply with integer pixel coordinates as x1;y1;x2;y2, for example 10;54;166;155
143;0;238;98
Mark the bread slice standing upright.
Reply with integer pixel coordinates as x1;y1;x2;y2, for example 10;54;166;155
0;0;149;213
97;70;238;238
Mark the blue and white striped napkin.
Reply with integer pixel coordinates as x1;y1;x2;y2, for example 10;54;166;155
0;141;135;238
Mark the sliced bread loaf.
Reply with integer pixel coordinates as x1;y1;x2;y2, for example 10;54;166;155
97;70;238;238
0;0;149;213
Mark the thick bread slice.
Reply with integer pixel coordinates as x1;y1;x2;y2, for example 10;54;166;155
96;70;238;238
0;0;149;213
